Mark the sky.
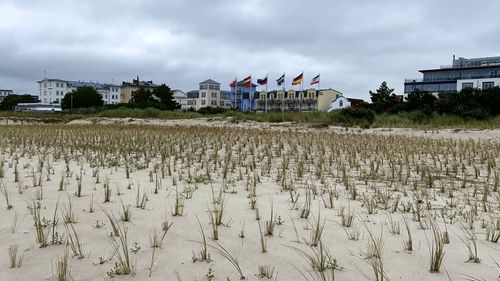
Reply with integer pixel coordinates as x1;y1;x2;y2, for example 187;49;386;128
1;0;499;100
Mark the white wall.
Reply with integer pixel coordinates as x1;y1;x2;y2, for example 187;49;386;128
457;78;500;91
327;96;351;112
38;79;121;105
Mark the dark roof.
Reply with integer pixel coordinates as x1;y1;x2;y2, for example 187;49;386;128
37;78;67;83
199;79;220;85
186;90;199;98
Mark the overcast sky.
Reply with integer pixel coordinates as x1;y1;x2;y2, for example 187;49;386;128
1;0;499;99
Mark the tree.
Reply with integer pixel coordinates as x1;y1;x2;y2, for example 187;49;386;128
152;84;180;110
405;89;436;114
130;87;155;106
369;82;398;113
0;95;38;110
61;86;103;110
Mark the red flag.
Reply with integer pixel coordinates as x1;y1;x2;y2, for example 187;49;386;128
243;75;252;88
229;79;237;88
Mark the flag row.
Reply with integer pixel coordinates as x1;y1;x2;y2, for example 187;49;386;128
229;73;320;88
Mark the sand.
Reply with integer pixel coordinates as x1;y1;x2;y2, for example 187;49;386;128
0;120;498;281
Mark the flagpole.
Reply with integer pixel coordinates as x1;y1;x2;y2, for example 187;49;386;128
265;74;268;113
300;72;303;113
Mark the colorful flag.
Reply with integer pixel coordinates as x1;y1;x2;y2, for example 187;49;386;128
292;73;303;85
276;73;285;86
229;78;237;88
257;76;268;86
243;75;252;88
310;74;320;85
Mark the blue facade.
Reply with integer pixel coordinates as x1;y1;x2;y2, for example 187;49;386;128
230;81;257;112
404;56;500;94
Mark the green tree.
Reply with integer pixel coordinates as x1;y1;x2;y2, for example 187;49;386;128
61;86;103;110
369;82;398;113
152;84;180;110
130;87;155;106
405;89;436;114
0;95;38;110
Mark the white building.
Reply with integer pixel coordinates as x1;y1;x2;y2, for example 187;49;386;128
185;79;231;111
0;89;14;102
37;78;121;105
456;78;500;91
327;96;351;111
172;90;188;109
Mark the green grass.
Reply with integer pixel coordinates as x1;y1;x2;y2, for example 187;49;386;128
1;108;499;129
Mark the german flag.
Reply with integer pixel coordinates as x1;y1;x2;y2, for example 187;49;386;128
292;72;303;85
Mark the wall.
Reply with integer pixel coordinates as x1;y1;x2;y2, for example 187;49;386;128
456;78;500;91
328;96;351;111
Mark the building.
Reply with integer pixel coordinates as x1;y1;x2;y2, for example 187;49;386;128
0;89;14;102
14;103;62;112
255;88;343;112
327;97;365;112
172;90;187;109
405;55;500;94
37;78;121;105
121;76;158;103
230;81;258;112
184;79;231;111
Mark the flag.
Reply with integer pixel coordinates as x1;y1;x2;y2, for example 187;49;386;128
243;75;252;88
292;72;303;85
257;76;268;86
229;78;237;88
310;74;320;85
276;73;285;86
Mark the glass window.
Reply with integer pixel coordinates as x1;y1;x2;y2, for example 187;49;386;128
201;100;206;105
339;100;343;107
201;92;206;98
482;81;494;89
462;82;473;89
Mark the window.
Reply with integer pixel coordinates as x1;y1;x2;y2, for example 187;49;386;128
220;101;224;106
462;82;473;89
339;100;343;107
211;92;217;98
201;92;206;98
201;100;206;105
482;81;494;89
211;100;217;106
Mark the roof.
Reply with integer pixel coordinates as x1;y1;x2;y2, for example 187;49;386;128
67;81;120;90
37;78;67;83
199;79;220;85
419;64;500;73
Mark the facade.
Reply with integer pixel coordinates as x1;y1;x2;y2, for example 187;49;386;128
14;103;62;112
0;89;14;102
255;88;343;112
121;77;158;103
328;96;351;111
456;78;500;91
172;90;187;109
405;55;500;94
37;78;121;105
184;79;231;111
230;81;257;112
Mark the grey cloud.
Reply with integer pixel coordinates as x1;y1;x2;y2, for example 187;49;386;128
1;0;499;99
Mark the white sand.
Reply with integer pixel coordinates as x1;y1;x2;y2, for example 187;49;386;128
0;121;498;281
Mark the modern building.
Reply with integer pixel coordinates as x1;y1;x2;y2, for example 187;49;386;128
405;55;500;94
121;76;158;103
0;89;14;102
255;88;343;112
37;78;121;105
184;79;231;111
230;81;258;112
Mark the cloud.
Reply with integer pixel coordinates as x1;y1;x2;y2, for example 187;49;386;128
1;0;499;99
